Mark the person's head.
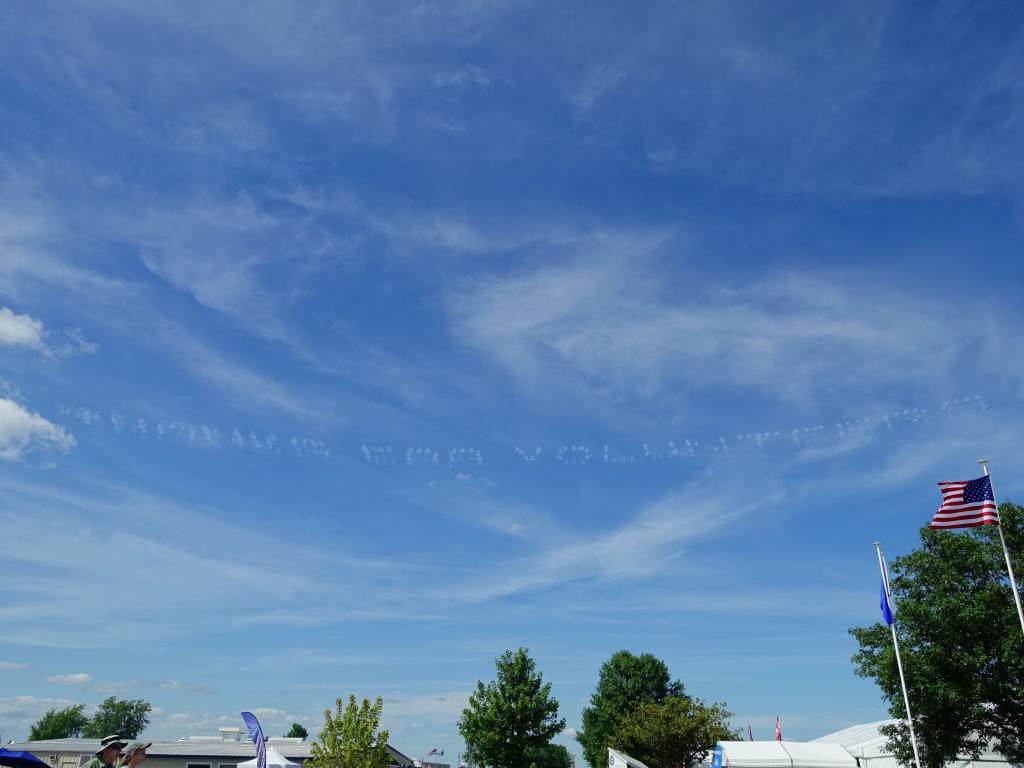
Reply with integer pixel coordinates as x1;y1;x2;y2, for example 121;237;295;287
96;736;126;765
123;743;150;767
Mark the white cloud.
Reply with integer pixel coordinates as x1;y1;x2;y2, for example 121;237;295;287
0;695;77;739
45;672;92;685
0;306;44;348
450;251;1007;418
0;306;99;358
0;398;75;461
0;661;28;670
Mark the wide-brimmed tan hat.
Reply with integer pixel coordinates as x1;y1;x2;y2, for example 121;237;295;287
96;736;127;755
123;743;151;757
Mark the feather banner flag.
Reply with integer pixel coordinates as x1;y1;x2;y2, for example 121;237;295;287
241;711;266;768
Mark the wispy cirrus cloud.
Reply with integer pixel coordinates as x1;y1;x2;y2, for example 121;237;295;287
439;477;768;604
449;247;1011;421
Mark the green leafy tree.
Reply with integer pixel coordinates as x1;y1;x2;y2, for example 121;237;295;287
286;723;309;739
310;695;391;768
850;502;1024;768
577;651;684;768
525;743;572;768
30;704;88;740
83;697;152;739
610;697;739;768
458;647;566;768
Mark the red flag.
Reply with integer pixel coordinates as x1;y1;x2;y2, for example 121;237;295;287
775;717;782;741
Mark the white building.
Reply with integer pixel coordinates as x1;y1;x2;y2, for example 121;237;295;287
5;732;416;768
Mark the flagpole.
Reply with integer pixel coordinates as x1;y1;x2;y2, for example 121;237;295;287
978;459;1024;636
875;542;922;768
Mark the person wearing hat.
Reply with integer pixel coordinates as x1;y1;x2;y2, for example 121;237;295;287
82;736;127;768
118;742;151;768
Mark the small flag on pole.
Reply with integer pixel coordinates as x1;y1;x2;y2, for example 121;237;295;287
775;717;782;741
930;475;999;529
428;750;438;757
880;578;893;626
240;712;266;768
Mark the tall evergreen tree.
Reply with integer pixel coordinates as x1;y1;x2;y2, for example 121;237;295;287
459;647;566;768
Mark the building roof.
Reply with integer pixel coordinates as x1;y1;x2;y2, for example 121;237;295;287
5;740;410;765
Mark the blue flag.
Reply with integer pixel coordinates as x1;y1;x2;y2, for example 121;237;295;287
880;579;893;626
241;711;266;768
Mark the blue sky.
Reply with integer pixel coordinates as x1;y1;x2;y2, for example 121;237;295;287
2;0;1024;759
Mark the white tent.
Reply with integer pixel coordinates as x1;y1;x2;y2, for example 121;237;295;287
813;720;1016;768
608;748;654;768
238;747;301;768
716;741;858;768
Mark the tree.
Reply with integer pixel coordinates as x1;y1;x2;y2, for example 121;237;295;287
30;704;88;740
310;695;391;768
850;502;1024;768
524;743;572;768
459;647;566;768
286;723;309;739
609;697;739;768
577;651;684;768
82;697;152;739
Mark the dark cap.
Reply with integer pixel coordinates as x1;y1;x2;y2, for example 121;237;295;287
96;736;127;754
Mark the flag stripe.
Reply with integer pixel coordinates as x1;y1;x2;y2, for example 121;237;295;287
932;508;999;518
931;475;999;530
935;501;997;511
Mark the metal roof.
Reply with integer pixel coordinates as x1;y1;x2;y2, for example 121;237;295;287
4;740;410;765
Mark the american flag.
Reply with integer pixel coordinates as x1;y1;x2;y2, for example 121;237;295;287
930;475;1000;529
